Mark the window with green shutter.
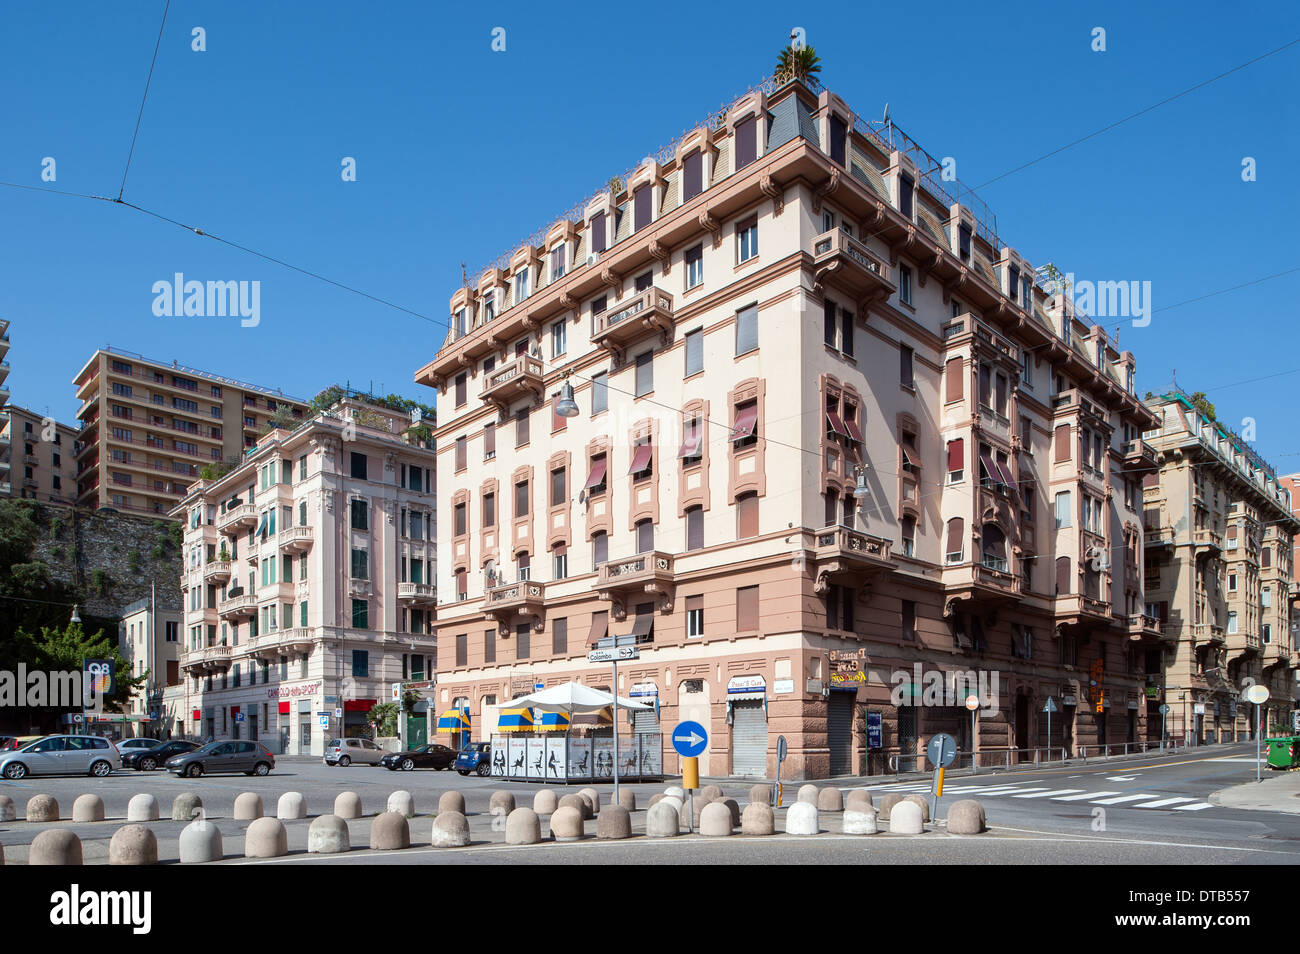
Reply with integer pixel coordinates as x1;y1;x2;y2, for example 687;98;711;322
351;599;368;629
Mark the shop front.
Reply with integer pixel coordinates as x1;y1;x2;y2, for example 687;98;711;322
726;675;768;778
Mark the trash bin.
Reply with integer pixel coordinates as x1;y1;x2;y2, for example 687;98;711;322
1265;736;1300;770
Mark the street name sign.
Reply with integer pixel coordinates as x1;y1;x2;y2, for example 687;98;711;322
588;646;640;663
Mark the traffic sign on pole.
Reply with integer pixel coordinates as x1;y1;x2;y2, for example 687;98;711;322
671;720;708;758
588;646;640;663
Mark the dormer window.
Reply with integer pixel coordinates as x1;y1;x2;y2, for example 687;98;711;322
633;185;651;231
829;114;847;166
514;269;530;303
551;245;566;282
483;294;495;323
590;212;608;254
899;174;914;219
682;150;704;202
735;115;758;170
454;308;467;338
958;224;972;261
1008;265;1020;300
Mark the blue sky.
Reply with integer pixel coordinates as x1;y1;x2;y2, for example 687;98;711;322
2;1;1298;463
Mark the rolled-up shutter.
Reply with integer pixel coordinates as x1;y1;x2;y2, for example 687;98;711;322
1056;557;1072;595
828;692;855;776
947;438;964;473
1054;425;1071;462
731;700;767;777
946;517;964;559
945;358;963;402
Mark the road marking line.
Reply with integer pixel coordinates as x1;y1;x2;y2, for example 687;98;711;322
1205;758;1263;764
991;825;1280;853
1106;775;1139;781
1134;797;1197;808
1011;789;1084;799
1091;793;1158;805
1172;802;1215;811
1053;791;1120;801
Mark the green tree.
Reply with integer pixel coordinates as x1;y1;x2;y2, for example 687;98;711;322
1189;391;1217;423
16;622;143;711
368;702;399;737
775;43;822;84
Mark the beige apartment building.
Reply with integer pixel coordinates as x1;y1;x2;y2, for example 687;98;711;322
0;318;12;496
415;74;1162;780
169;398;437;755
1143;391;1299;741
73;347;308;518
3;405;80;504
117;596;182;736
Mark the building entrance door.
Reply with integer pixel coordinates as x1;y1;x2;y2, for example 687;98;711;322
299;722;311;755
827;691;855;776
730;700;767;778
897;706;918;773
1014;694;1030;761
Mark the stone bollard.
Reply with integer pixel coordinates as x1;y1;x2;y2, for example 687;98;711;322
903;794;931;822
843;809;878;835
700;784;724;802
845;790;874;812
73;793;105;822
700;802;733;837
506;807;541;845
277;792;307;820
748;783;773;806
431;811;470;847
533;789;559;815
0;794;14;821
797;784;820;805
489;791;516;816
173;792;203;821
244;817;289;858
387;791;416;819
741;802;776;835
817;787;844;813
557;794;587;817
661;795;682;815
719;798;741;829
179;819;224;863
597;805;632;840
664;786;685;799
876;793;902;821
947;800;987;834
578;794;596;820
890;801;924;834
232;792;264;821
616;789;636;812
437;790;466;815
26;794;59;822
334;792;363;820
127;793;160;822
308;815;351;854
29;829;81;865
578;788;601;814
109;824;158;865
785;802;819;835
646;801;680;837
550;805;585;842
370;811;411;850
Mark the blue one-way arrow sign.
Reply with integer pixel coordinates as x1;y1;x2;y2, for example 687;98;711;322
671;720;708;758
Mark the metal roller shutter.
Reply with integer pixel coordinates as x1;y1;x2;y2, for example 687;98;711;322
731;700;768;777
828;691;855;776
632;708;659;735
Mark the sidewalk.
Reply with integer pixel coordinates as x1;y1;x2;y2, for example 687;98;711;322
1211;770;1300;814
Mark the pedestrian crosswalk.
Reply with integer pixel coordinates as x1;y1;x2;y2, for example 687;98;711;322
859;779;1215;811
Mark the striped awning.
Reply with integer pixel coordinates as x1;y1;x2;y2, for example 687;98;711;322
436;708;470;733
497;708;535;732
536;711;571;732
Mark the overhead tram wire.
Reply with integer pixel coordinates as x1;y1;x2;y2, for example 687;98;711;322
118;0;172;201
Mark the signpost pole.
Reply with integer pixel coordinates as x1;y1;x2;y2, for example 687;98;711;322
612;655;620;809
1256;703;1262;783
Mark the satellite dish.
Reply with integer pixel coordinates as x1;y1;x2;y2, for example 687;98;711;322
578;489;587;504
882;102;891;125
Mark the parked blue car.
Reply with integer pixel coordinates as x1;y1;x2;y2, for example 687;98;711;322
454;741;492;776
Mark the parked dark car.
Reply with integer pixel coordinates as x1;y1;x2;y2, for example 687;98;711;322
454;742;492;777
379;743;458;772
166;740;274;777
122;739;200;771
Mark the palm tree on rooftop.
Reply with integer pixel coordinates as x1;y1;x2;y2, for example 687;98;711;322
775;43;821;85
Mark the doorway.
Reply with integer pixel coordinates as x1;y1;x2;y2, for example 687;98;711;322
299;722;311;755
1014;694;1030;761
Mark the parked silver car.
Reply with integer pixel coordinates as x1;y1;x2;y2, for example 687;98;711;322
324;737;386;766
0;734;120;779
116;737;161;752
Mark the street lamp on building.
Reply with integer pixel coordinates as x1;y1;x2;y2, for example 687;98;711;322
555;381;580;418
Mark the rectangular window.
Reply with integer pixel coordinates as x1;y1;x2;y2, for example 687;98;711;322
900;345;914;388
455;436;467;472
735;304;758;356
516;622;531;660
1054;425;1071;462
686;595;704;638
514;480;530;518
350;498;368;531
350;548;368;580
515;408;530;447
455;633;467;667
1055;492;1072;529
484;629;496;664
682;150;703;202
636;519;654;553
550;467;566;507
590;211;607;254
899;174;914;218
829;114;847;165
453;502;467;536
592;532;608;566
351;650;369;678
684;329;703;376
350;452;367;480
736;493;759;539
351;599;369;629
553;548;568;580
736;585;760;632
550;320;567;358
550;244;566;282
735;116;757;169
591;372;608;414
552;617;568;655
824;300;837;349
686;506;704;551
635;351;654;397
685;244;703;289
737;218;758;263
841;310;855;358
633;185;651;231
947;439;964;483
899;265;912;305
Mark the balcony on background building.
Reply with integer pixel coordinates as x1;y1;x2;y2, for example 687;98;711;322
246;628;314;661
1144;527;1174;549
1126;613;1163;641
483;579;547;632
202;560;231;585
1121;439;1158;472
217;503;257;534
278;526;314;552
1054;593;1112;626
1192;530;1223;556
181;644;233;674
218;590;256;620
812;526;894;595
595;551;676;619
1192;623;1226;646
398;582;437;606
591;287;674;362
479;355;545;412
811;229;895;303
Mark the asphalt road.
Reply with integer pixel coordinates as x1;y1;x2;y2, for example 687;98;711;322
1;741;1296;864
